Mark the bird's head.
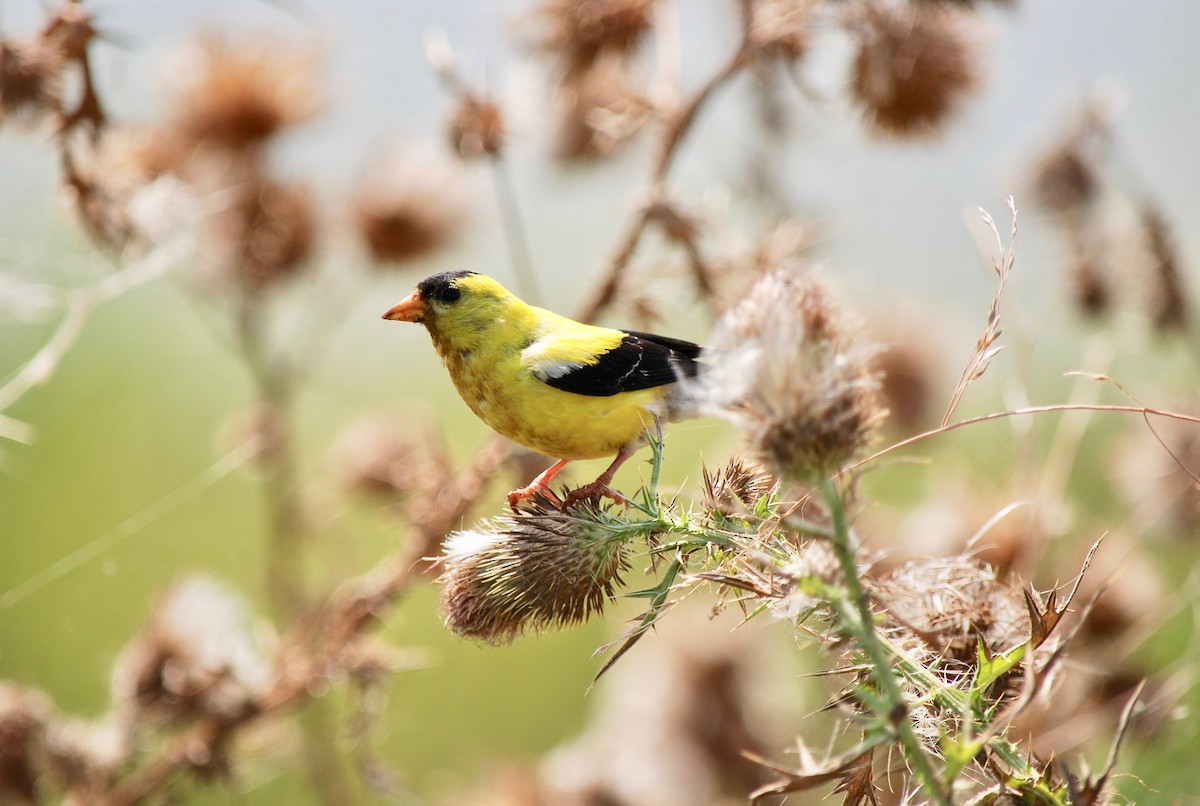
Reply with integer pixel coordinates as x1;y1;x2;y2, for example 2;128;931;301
382;271;521;344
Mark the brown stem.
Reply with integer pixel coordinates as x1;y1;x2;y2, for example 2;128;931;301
575;41;750;325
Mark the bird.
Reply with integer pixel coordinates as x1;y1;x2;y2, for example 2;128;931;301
382;271;702;511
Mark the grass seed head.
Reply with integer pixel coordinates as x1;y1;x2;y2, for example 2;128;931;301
439;498;633;644
850;6;980;138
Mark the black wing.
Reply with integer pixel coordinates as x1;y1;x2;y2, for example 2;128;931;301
541;331;702;397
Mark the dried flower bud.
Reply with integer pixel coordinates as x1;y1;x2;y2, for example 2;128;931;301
867;315;941;434
877;556;1029;666
352;143;470;265
702;457;776;515
219;177;316;292
112;577;272;724
531;0;656;78
1139;202;1189;332
0;39;64;124
39;3;97;63
0;684;54;803
1030;139;1100;217
332;416;451;500
1065;224;1112;319
439;498;635;643
169;34;321;153
850;6;980;138
553;56;653;162
747;0;814;65
448;94;505;159
697;271;885;483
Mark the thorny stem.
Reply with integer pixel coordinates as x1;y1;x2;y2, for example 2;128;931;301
819;477;950;805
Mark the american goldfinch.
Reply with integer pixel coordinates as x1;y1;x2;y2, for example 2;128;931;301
383;271;701;510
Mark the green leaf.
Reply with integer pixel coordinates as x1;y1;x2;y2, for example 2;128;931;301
972;639;1026;694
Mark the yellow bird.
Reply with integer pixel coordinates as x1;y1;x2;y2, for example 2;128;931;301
382;271;701;510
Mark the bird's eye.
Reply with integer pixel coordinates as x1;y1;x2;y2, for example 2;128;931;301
440;286;461;303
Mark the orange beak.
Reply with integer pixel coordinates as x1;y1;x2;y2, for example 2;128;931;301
382;289;425;323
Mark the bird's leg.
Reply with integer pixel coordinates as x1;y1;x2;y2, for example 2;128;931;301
507;458;569;513
563;444;635;508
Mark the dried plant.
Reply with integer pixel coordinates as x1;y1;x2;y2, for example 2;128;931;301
1;2;1189;805
849;4;980;138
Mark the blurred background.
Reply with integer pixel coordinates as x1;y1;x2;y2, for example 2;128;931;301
2;0;1199;802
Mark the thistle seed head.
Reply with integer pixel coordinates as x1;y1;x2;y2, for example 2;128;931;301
447;93;505;159
352;142;470;265
439;498;635;644
877;556;1029;668
169;34;321;153
698;270;885;483
0;39;64;125
530;0;656;79
850;6;980;138
112;577;272;724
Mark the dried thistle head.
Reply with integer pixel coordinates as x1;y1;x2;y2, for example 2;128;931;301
877;556;1030;667
530;0;656;78
216;177;316;293
0;39;65;124
698;270;885;483
447;93;505;159
552;55;654;162
710;219;818;305
439;498;636;643
332;415;451;501
1030;137;1101;218
866;314;942;435
702;456;776;515
112;577;272;725
352;143;470;264
1064;224;1112;319
57;123;194;251
541;607;782;803
849;6;980;138
169;33;321;153
0;684;54;803
1138;202;1189;332
747;0;815;65
39;2;97;63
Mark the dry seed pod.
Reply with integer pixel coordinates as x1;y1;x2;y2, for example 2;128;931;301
850;6;980;138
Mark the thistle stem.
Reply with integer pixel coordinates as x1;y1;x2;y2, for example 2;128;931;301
820;477;950;804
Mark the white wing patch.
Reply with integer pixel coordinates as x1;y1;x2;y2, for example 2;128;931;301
522;336;588;382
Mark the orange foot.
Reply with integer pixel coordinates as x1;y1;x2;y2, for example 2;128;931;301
507;482;562;513
507;458;569;513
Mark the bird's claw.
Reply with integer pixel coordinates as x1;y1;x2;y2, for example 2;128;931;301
562;482;626;509
507;482;563;514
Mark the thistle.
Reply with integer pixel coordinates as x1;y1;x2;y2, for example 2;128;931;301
440;498;642;644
